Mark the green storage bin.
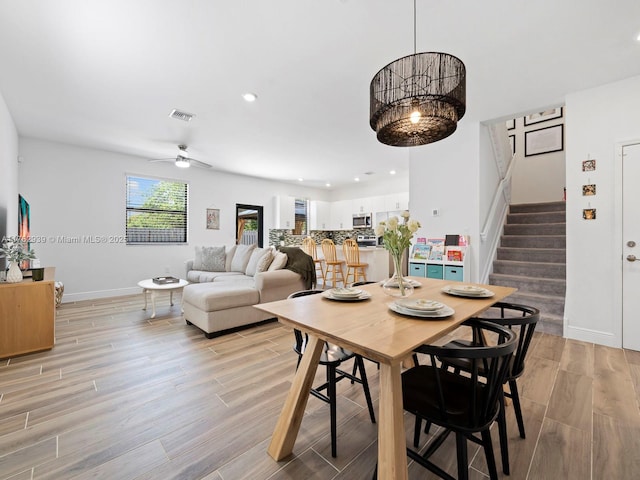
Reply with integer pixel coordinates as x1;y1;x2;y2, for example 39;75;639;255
426;264;443;279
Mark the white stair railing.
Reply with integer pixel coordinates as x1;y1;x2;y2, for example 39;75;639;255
479;123;517;282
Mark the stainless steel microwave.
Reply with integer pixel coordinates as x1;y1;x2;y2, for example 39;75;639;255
352;213;372;229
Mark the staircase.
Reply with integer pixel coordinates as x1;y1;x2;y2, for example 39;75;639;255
489;201;566;336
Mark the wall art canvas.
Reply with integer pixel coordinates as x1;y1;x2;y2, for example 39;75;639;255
582;159;596;171
206;208;220;230
524;124;564;157
582;184;596;196
583;208;596;220
524;107;563;126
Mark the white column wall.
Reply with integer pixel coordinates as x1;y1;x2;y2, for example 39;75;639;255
564;74;640;346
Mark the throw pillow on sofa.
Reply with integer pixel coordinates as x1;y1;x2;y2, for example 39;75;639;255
193;246;226;272
245;247;271;276
255;249;275;273
225;245;237;272
268;251;288;271
230;243;256;272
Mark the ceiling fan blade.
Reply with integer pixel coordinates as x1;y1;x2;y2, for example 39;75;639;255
148;158;174;164
189;158;212;169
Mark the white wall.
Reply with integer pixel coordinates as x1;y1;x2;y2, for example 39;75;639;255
510;113;566;204
564;75;640;347
330;173;409;202
409;122;481;281
0;90;19;255
17;138;329;301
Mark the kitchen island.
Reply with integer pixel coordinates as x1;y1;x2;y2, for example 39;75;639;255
317;245;390;282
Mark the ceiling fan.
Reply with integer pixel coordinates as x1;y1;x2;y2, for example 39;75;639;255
149;145;211;169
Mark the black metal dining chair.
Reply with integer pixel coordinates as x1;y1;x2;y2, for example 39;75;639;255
374;319;517;480
288;290;376;457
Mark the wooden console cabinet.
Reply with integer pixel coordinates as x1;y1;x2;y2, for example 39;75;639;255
0;280;55;359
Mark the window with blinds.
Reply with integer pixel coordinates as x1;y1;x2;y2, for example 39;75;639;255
126;175;188;244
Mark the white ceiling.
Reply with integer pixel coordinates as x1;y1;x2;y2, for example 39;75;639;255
0;0;639;188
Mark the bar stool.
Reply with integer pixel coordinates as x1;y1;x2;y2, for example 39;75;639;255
321;239;345;288
342;238;368;286
302;236;324;286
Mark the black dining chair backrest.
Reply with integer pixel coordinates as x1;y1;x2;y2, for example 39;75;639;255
393;319;517;480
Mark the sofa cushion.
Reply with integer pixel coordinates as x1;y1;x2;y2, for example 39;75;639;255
230;244;256;272
256;249;274;273
183;283;260;311
187;270;244;283
268;251;288;271
245;247;270;277
225;245;237;272
193;246;226;272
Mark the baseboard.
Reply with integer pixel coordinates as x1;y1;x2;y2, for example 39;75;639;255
61;286;141;303
564;323;620;348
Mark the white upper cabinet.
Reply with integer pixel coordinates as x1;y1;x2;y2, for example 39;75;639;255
310;200;331;230
352;197;373;214
330;199;353;230
384;192;409;212
274;195;295;229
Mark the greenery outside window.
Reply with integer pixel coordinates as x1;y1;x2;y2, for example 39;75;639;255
293;198;308;236
126;175;188;244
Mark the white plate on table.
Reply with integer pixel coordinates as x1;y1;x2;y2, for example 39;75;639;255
388;302;455;318
329;287;363;298
322;289;372;302
394;298;445;313
441;285;495;298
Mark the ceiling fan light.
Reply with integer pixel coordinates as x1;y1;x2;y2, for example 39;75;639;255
175;156;190;168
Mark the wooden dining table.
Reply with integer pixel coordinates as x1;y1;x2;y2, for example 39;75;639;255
254;277;516;480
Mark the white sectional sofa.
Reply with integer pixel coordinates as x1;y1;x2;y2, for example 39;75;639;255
182;244;312;338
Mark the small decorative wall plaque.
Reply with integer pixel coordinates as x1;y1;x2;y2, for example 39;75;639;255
582;159;596;171
583;208;596;220
206;208;220;230
582;184;596;196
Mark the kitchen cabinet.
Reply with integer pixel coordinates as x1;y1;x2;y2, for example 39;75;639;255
352;197;373;214
310;200;331;230
384;192;409;212
330;200;353;230
274;195;295;229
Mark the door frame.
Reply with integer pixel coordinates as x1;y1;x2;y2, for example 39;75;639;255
616;140;640;348
236;203;264;248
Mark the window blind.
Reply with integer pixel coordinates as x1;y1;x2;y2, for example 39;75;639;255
126;175;188;244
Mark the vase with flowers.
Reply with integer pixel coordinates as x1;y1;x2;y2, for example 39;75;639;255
375;211;421;297
1;237;36;283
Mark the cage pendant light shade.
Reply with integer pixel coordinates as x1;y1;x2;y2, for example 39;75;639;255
370;52;466;147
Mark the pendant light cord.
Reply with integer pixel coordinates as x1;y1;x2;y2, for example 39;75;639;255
413;0;417;54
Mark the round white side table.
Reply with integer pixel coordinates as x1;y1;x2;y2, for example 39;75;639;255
137;278;189;319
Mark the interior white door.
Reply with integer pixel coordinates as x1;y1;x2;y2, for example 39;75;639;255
622;142;640;350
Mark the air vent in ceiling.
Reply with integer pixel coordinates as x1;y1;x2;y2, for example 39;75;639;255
169;109;195;122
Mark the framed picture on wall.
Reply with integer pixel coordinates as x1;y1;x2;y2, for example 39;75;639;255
524;107;563;126
506;118;515;130
582;159;596;171
509;135;515;155
525;124;564;157
206;208;220;230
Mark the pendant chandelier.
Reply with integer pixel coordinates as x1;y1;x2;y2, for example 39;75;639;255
369;1;466;147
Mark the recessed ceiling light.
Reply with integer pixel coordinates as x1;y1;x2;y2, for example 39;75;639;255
389;170;396;175
242;92;257;102
636;32;640;41
354;177;360;182
326;183;331;188
297;178;304;182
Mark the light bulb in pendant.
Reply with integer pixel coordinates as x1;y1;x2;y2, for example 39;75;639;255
410;110;421;124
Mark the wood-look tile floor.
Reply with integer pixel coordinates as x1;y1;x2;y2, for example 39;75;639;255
1;294;639;479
